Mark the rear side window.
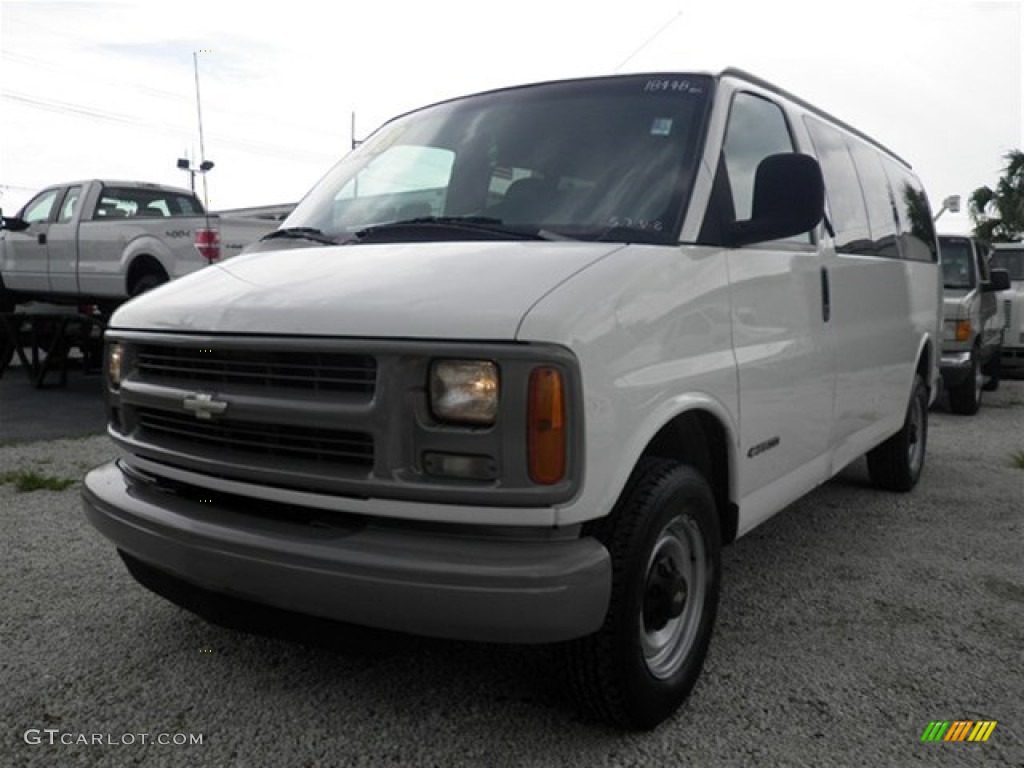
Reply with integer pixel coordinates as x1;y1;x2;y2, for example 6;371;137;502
991;248;1024;279
847;141;900;259
803;117;871;253
92;188;203;219
881;160;938;262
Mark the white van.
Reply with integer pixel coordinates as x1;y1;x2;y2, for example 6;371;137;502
991;242;1024;373
83;69;942;729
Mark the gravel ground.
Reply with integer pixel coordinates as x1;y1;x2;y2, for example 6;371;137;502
2;383;1023;767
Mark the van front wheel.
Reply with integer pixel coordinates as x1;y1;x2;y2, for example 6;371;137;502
867;374;928;492
563;458;720;730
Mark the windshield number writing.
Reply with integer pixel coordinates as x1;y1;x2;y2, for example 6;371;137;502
644;79;700;94
608;217;663;232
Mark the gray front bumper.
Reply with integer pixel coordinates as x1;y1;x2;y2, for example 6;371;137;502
82;461;611;643
940;350;973;386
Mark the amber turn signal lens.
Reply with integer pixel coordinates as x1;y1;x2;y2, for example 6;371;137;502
955;320;971;342
528;367;566;485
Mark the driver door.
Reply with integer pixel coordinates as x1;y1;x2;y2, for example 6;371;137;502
2;187;62;293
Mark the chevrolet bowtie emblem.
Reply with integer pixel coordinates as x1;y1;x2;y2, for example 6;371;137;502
183;392;228;420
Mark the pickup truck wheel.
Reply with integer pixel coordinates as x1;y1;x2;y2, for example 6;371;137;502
947;348;982;415
562;458;720;730
982;353;1000;392
129;272;167;297
867;374;928;492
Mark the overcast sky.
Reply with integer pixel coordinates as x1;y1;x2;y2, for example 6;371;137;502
1;0;1020;234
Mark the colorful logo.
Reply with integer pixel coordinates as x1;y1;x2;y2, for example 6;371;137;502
921;721;997;742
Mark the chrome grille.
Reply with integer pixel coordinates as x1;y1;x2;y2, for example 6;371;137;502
136;408;374;467
136;346;376;394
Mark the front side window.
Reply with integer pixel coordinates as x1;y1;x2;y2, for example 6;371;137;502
284;75;712;245
722;92;795;222
20;189;59;224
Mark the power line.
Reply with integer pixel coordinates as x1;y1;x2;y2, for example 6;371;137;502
2;91;338;164
614;9;685;72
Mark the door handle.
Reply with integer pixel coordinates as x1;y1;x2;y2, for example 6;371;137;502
820;266;831;323
38;233;47;245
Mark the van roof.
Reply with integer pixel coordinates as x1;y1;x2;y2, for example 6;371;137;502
720;68;910;168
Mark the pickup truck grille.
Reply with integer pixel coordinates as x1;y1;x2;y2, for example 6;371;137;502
136;345;376;394
137;408;374;467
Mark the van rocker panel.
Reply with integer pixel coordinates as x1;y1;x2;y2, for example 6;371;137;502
81;461;611;643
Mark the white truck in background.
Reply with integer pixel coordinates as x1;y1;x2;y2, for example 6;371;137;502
0;180;278;315
991;242;1024;373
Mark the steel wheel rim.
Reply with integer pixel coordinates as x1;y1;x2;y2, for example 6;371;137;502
639;514;706;680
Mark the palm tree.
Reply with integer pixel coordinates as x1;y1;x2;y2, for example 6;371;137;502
970;149;1024;242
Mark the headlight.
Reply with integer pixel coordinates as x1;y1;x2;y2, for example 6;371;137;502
108;343;124;390
430;360;499;425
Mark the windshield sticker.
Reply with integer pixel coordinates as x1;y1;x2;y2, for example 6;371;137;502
608;216;664;232
643;78;703;94
651;118;673;136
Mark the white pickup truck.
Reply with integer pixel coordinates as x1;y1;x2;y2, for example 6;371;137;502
0;180;277;314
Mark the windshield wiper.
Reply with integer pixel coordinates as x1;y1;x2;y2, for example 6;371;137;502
261;227;339;246
351;216;552;242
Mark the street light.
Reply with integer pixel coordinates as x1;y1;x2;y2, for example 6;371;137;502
933;194;961;222
176;157;215;195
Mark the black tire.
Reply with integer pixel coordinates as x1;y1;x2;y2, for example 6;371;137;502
982;351;1000;392
947;347;983;415
0;282;15;313
129;271;167;297
867;374;928;492
562;458;721;730
0;336;13;372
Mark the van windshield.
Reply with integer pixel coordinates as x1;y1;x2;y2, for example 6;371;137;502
283;75;712;246
991;247;1024;280
940;239;975;289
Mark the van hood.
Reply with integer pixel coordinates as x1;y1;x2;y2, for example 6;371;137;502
111;241;622;339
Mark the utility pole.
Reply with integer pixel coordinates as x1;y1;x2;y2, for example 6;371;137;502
194;51;210;209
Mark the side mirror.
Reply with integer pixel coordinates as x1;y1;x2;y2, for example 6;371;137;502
727;154;825;248
985;268;1011;292
0;215;30;232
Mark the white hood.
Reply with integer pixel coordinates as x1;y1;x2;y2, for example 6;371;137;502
111;241;622;339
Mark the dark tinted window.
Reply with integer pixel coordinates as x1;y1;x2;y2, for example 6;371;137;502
286;75;712;246
847;140;900;258
882;160;938;262
991;247;1024;279
803;116;871;253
